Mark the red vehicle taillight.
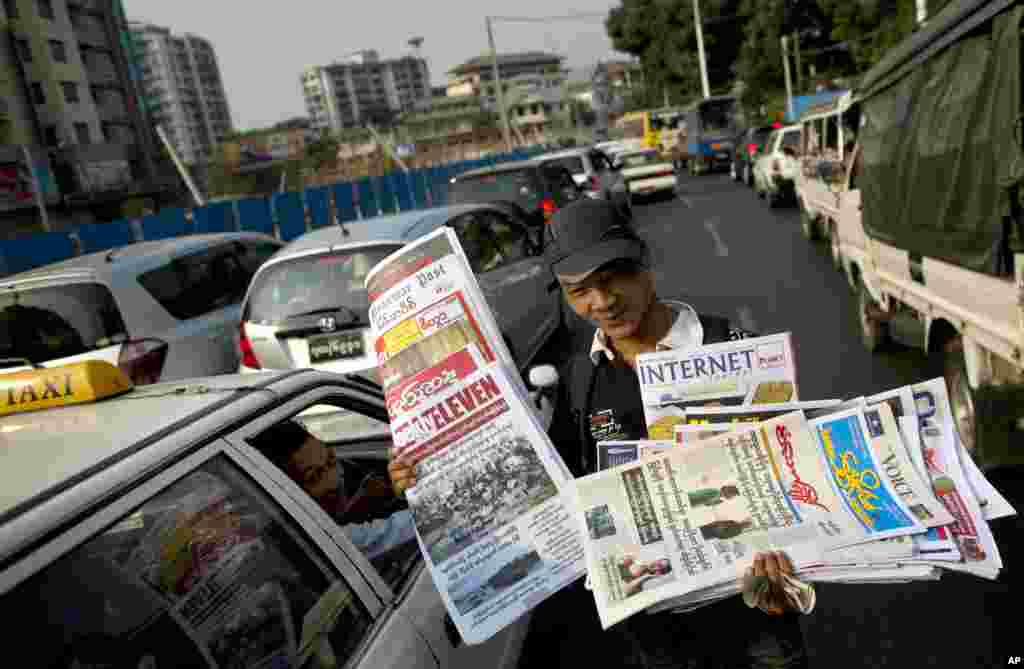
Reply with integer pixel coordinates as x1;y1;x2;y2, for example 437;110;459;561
747;143;758;156
588;175;600;191
542;198;557;222
117;338;168;385
239;323;261;369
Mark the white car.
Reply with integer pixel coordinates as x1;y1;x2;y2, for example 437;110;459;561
752;125;803;207
611;149;678;200
0;233;282;384
0;363;535;669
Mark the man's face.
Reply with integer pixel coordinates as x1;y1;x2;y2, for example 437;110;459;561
287;436;341;512
560;263;655;339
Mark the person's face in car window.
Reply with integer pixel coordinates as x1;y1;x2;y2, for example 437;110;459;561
286;435;342;513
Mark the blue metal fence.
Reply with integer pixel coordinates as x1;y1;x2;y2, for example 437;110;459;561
0;146;549;277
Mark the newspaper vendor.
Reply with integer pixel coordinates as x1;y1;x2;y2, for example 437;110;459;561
390;199;810;668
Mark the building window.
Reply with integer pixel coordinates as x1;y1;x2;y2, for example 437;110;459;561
31;82;45;104
74;122;89;144
44;124;58;146
4;0;18;18
49;39;66;63
36;0;53;19
15;38;31;62
62;81;78;103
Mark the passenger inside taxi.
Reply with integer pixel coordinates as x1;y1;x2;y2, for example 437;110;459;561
249;420;419;566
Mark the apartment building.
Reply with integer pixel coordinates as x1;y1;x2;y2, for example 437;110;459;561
0;0;160;197
302;49;430;133
445;51;564;102
129;21;232;166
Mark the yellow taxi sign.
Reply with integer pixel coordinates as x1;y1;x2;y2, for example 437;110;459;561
0;361;133;417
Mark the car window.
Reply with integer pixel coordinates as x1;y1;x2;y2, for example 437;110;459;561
448;169;540;206
0;282;128;364
541;166;582;205
542;155;585;175
782;131;802;149
4;456;373;669
236;239;282;275
248;408;420;593
589;151;608;171
243;246;399;325
449;210;530;274
139;243;251;320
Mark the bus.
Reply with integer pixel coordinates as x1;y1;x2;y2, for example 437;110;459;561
684;95;743;175
613;109;687;158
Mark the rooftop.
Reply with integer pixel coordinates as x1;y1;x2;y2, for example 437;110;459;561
449;51;564;75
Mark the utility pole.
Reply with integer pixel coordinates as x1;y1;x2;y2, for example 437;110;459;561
692;0;711;99
792;32;803;95
781;36;795;122
486;17;513;152
156;124;205;207
916;0;928;25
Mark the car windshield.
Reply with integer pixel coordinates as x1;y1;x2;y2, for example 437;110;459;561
0;283;128;364
782;131;802;148
449;169;540;202
244;245;398;324
619;152;661;167
543;156;585;175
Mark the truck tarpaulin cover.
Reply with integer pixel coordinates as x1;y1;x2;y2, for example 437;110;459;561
858;3;1024;275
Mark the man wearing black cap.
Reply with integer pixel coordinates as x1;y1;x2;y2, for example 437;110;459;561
544;198;809;669
388;199;809;667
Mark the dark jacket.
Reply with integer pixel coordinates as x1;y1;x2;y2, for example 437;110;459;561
551;312;755;477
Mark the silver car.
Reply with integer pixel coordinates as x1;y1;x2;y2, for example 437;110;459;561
537;147;632;218
0;368;530;668
239;204;561;381
0;233;282;383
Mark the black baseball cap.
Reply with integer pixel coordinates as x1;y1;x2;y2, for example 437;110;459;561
546;199;645;280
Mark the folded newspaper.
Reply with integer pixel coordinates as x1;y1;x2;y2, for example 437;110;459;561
637;332;800;440
365;227;584;645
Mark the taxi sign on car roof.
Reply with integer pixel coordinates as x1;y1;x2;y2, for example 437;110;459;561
0;361;132;417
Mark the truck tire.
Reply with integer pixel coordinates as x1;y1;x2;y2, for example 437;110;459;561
857;281;889;353
800;207;820;241
942;335;978;455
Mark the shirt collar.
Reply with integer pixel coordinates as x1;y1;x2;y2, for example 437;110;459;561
589;299;704;364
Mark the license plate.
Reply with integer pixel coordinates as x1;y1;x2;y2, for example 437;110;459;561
309;332;364;363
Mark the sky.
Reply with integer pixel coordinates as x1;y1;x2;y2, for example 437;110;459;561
125;0;628;131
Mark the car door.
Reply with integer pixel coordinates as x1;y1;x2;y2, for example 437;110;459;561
0;436;433;669
225;390;530;669
447;208;552;368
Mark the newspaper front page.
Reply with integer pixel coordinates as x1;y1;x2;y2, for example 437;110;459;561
574;411;904;629
636;333;800;440
673;401;843;445
911;379;1004;578
391;347;585;644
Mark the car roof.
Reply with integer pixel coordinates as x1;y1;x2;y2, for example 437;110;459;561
455;159;541;179
537;149;588;160
0;371;293;521
270;204;493;259
0;232;277;287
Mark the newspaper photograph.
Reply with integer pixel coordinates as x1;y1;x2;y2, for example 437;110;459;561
636;333;800;439
911;379;1004;578
573;412;894;629
365;226;518;393
392;348;585;644
807;408;927;546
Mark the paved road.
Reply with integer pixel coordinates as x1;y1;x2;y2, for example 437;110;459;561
520;174;1020;668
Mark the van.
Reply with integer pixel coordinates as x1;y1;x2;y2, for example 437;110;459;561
832;0;1024;467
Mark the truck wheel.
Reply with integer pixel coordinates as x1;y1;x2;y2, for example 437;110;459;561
800;208;820;241
943;335;978;455
857;281;889;353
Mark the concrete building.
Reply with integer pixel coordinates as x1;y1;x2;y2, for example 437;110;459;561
0;0;161;202
302;50;430;133
129;21;232;167
446;51;564;103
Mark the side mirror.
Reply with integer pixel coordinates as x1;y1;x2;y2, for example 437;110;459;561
528;364;559;389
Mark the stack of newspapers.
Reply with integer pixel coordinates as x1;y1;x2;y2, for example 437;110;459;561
365;228;585;645
579;332;1016;629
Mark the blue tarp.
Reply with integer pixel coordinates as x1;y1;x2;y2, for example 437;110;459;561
237;197;274;235
193;201;235;233
331;182;358;223
375;175;396;215
274;191;306;241
410;169;429;209
141;209;188;240
786;89;850;123
74;220;134;253
0;232;75;275
355;178;379;219
391;172;413;212
306;186;331;229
